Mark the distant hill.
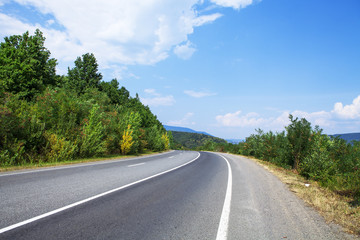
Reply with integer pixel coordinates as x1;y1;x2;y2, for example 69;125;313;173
331;133;360;142
226;139;244;144
171;131;226;149
164;125;213;136
164;125;244;146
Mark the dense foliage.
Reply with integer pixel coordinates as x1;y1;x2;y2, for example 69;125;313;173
0;30;58;100
171;131;227;150
200;115;360;201
0;30;170;167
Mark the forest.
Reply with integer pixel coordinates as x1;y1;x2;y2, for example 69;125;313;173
170;131;226;149
0;30;170;167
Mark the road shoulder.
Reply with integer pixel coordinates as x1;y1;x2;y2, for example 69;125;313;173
220;153;359;240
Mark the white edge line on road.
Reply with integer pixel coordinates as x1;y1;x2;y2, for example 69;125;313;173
216;154;233;240
127;163;145;167
0;150;175;177
0;152;200;235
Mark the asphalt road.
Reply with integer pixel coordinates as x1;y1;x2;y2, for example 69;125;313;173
0;151;356;240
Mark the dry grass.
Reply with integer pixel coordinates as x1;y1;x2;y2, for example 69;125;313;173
246;156;360;236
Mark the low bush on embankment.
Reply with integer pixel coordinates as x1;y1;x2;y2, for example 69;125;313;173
239;115;360;203
199;114;360;203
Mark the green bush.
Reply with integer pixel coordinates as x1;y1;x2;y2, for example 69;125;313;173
78;104;106;157
237;115;360;201
44;132;77;162
299;132;336;181
146;125;164;151
0;139;26;166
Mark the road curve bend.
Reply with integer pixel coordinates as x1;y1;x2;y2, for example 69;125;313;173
0;151;356;239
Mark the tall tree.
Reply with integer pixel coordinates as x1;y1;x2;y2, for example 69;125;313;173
99;78;130;105
286;114;312;170
66;53;102;94
0;29;57;100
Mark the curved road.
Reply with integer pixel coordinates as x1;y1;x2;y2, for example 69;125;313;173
0;151;355;239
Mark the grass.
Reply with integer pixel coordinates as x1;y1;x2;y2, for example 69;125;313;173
0;150;165;172
243;155;360;236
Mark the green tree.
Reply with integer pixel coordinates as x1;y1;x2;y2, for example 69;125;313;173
146;125;163;151
0;29;57;100
66;53;102;94
167;131;174;149
299;127;335;181
286;114;312;170
99;79;130;105
79;104;105;157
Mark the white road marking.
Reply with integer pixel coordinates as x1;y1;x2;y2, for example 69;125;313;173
0;152;200;234
127;163;145;167
216;154;233;240
0;151;175;177
168;156;174;158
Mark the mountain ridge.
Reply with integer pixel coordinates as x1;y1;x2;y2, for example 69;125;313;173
164;125;213;136
164;125;360;144
164;125;244;143
331;132;360;142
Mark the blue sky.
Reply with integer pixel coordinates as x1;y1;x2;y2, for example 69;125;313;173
1;0;359;139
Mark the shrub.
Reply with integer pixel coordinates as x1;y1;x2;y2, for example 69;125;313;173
299;132;336;181
78;104;105;157
44;132;77;162
120;125;134;155
286;115;312;170
0;139;26;166
146;125;164;151
161;132;170;151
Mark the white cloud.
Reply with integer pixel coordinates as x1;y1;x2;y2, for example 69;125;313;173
216;110;266;127
105;65;140;80
0;0;9;6
192;13;223;26
210;0;254;9
184;90;217;98
0;13;37;37
216;109;334;130
0;0;253;72
46;19;55;26
292;110;332;127
332;95;360;119
140;88;175;107
167;112;195;126
173;41;196;60
144;88;159;96
216;96;360;134
141;95;175;107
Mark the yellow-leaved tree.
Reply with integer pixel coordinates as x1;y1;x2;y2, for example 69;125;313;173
161;132;170;151
120;125;134;155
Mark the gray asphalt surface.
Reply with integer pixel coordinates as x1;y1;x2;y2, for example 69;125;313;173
0;151;357;239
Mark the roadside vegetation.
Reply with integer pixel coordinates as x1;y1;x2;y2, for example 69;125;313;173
171;131;226;149
201;115;360;203
199;115;360;234
252;157;360;235
0;30;170;168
